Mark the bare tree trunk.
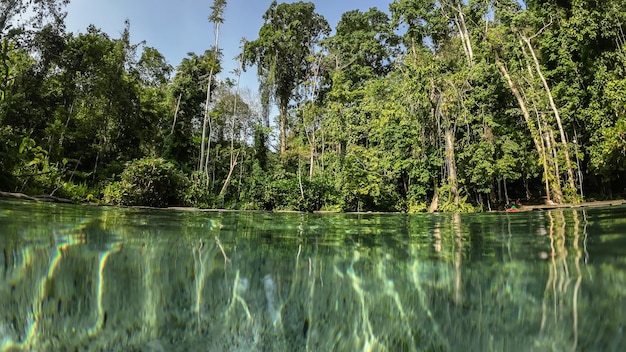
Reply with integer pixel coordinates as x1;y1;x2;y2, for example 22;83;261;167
504;177;509;204
280;104;287;154
305;54;323;180
58;102;74;150
303;111;317;181
547;128;563;203
573;130;584;199
495;57;553;201
428;181;439;213
171;94;182;136
237;150;245;198
543;127;562;203
453;5;473;67
199;65;214;172
218;151;240;198
441;0;473;66
321;124;325;172
219;58;243;198
309;129;315;180
521;35;577;197
200;17;223;173
298;157;305;202
538;129;555;203
204;116;213;185
458;6;473;63
444;127;460;206
534;107;555;203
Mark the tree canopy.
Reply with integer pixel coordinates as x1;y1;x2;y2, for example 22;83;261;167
2;0;626;211
243;1;330;154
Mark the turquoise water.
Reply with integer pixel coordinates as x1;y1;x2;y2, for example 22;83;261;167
0;199;625;351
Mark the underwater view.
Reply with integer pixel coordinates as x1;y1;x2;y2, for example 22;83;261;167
1;199;625;351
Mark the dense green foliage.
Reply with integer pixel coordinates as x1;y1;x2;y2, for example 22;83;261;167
103;158;189;207
2;0;626;211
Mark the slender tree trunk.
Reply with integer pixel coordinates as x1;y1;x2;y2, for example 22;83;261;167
204;115;213;185
200;66;214;172
441;0;473;66
305;54;322;180
280;103;287;154
58;102;74;150
453;6;473;67
428;181;439;213
535;108;555;203
309;129;315;180
303;119;316;180
521;35;577;198
573;130;584;199
443;4;471;208
504;177;509;204
458;7;473;63
237;150;245;198
454;17;470;66
219;59;242;198
219;151;240;198
547;128;563;203
200;17;222;173
539;136;553;202
495;56;553;201
445;127;460;206
298;157;305;202
171;93;182;136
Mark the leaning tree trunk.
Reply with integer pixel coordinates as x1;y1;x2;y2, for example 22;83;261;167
219;60;243;199
218;151;240;199
521;35;578;199
495;56;554;202
170;93;182;136
452;4;473;67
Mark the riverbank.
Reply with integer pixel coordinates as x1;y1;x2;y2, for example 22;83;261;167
2;191;625;214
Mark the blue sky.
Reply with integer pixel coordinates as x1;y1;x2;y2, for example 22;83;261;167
65;0;392;92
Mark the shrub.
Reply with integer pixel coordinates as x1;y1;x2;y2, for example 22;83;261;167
238;162;272;210
184;171;214;208
53;181;94;203
103;158;189;207
265;174;335;212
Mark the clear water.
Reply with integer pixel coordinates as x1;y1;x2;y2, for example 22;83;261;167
0;199;625;351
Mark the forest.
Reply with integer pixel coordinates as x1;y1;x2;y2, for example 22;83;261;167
1;0;626;212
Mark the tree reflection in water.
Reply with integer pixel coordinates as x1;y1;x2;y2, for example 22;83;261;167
1;200;625;351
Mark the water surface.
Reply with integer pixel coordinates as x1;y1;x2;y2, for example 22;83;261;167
1;199;625;351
